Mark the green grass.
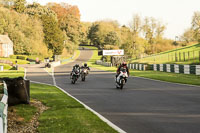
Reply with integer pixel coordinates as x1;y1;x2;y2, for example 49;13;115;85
0;67;24;78
14;102;38;122
31;83;117;133
132;43;200;65
0;57;29;64
79;45;98;50
61;50;80;65
0;63;12;70
86;46;200;86
131;70;200;86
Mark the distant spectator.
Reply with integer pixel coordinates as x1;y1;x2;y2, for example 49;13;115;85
15;60;18;70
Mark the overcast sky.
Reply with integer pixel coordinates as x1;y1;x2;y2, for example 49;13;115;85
27;0;200;39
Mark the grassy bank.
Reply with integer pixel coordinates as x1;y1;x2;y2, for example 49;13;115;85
31;83;117;133
132;43;200;65
85;46;200;86
0;67;24;78
132;70;200;86
2;61;117;133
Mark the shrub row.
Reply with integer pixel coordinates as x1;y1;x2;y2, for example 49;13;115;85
9;55;27;60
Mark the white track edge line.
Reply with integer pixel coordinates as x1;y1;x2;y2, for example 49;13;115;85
25;69;126;133
55;85;126;133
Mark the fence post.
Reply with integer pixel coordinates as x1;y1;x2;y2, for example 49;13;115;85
168;54;169;62
175;52;178;62
179;52;181;61
188;51;190;61
183;52;185;61
193;51;195;62
199;51;200;62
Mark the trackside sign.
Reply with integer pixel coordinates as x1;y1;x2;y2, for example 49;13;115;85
103;50;124;56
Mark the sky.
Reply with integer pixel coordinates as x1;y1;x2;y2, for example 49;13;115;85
27;0;200;39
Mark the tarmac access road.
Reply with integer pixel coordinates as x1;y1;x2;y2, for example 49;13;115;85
27;49;200;133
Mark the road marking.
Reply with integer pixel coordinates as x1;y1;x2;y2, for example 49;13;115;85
55;85;127;133
24;50;126;133
52;67;56;86
133;76;200;88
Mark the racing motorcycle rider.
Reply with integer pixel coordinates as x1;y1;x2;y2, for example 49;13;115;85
70;64;81;78
116;62;129;83
81;63;90;74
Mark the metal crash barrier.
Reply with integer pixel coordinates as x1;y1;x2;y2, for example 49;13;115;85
0;81;8;133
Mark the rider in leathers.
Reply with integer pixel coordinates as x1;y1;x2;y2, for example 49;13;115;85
116;62;129;83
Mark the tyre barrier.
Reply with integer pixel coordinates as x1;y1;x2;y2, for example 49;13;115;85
152;64;200;75
96;60;148;71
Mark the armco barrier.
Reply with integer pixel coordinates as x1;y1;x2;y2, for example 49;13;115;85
0;81;8;133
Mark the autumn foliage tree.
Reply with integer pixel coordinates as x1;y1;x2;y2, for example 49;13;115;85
0;6;48;56
47;3;81;53
25;2;65;55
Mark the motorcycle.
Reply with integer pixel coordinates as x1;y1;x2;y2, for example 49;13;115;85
81;68;88;81
116;68;128;89
71;68;80;84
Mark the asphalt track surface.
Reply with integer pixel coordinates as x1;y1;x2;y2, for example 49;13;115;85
27;49;200;133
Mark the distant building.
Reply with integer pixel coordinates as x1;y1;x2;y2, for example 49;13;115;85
0;35;13;57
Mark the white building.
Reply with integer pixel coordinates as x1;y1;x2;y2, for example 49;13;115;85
0;35;13;57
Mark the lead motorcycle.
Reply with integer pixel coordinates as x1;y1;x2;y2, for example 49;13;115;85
81;68;88;81
116;68;128;89
71;68;80;84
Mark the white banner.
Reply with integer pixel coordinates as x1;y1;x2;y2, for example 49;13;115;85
103;50;124;56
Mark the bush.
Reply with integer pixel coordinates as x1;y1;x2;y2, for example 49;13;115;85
9;55;17;59
17;55;27;60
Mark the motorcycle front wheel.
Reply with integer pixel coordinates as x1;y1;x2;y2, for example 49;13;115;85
71;76;76;84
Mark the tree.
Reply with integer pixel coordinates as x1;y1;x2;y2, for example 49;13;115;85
104;31;120;46
0;0;15;8
129;14;142;37
47;2;81;46
14;0;26;13
0;6;49;56
41;15;65;55
142;17;166;54
88;20;121;48
191;11;200;42
181;28;195;45
26;2;57;19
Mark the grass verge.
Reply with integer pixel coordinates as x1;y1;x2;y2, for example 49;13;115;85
13;102;38;122
31;83;117;133
86;46;200;86
0;67;24;78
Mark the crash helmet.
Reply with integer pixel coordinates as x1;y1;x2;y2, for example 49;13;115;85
122;62;127;67
75;64;79;67
84;63;87;67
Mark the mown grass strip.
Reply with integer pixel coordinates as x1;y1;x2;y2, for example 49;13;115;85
132;43;200;64
0;68;24;78
13;103;38;122
86;46;200;86
31;83;117;133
